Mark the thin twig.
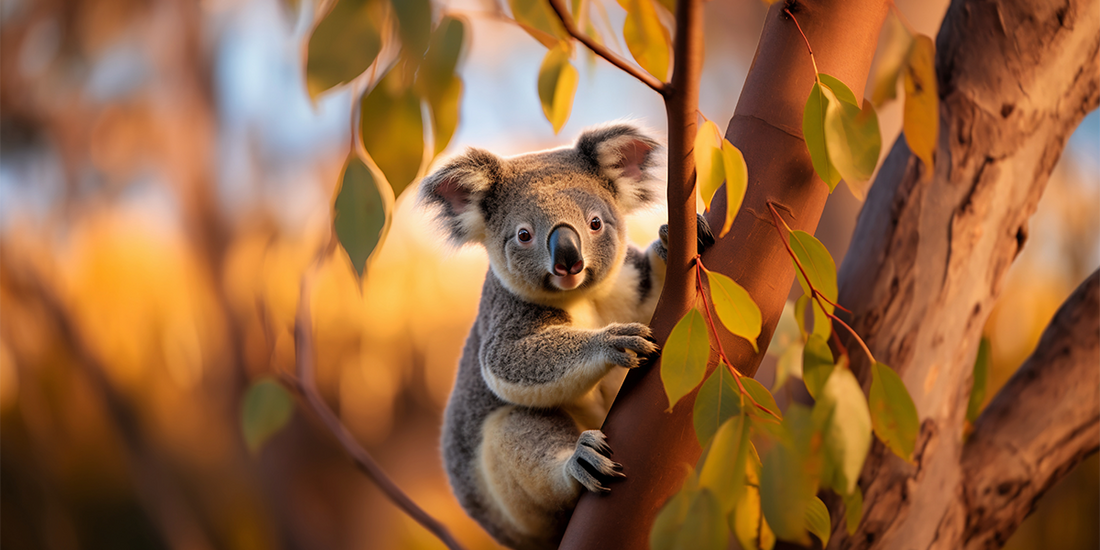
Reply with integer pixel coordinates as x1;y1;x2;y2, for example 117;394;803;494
546;0;668;95
292;255;466;550
784;8;820;79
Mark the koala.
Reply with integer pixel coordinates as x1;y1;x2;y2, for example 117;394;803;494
418;124;713;550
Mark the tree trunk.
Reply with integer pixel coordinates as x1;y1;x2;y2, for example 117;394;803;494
829;0;1100;547
560;0;889;547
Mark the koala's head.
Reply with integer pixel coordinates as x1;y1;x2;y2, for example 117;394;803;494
418;124;662;303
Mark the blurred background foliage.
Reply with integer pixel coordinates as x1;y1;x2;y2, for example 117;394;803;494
0;0;1095;549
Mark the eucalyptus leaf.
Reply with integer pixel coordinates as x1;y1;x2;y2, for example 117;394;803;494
661;308;710;409
693;363;742;447
870;361;920;461
706;271;761;351
537;43;579;134
334;153;388;278
241;378;295;453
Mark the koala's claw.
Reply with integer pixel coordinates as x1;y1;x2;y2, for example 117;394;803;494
568;430;625;494
603;323;659;368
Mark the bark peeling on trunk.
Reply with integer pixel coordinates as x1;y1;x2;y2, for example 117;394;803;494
830;0;1100;547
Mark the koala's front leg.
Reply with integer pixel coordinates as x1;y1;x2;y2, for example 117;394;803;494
480;323;658;408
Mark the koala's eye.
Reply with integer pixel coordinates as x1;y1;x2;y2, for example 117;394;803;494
517;228;532;243
589;217;602;232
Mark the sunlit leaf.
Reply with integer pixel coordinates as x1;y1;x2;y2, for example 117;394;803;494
360;69;425;197
694;119;724;211
241;377;295;453
802;333;833;399
651;484;695;550
760;440;812;544
306;0;382;98
391;0;431;56
843;486;863;535
870;361;919;461
812;368;872;495
417;16;467;156
903;34;938;175
719;139;747;238
805;496;831;548
334;153;388;277
788;229;837;340
509;0;570;48
823;91;882;193
772;341;804;394
819;74;858;106
538;43;579;134
870;13;912;106
794;294;810;339
677;489;730;550
693;363;742;446
731;447;776;550
803;82;841;189
699;414;750;514
966;337;990;424
622;0;670;81
661;308;710;409
707;271;761;351
741;376;780;423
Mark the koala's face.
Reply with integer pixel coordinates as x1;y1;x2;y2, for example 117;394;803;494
419;124;662;303
484;161;627;300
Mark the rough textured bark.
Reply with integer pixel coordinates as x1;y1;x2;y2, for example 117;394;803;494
560;1;889;548
829;0;1100;547
955;271;1100;549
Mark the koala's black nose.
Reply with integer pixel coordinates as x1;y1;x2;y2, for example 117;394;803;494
549;225;584;276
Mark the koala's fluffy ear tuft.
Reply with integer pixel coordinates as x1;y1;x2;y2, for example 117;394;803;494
418;148;502;246
577;124;663;212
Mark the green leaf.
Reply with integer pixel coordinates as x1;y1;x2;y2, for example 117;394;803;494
803;82;841;189
870;361;919;461
694;119;724;211
359;69;425;198
802;333;834;399
772;341;804;394
870;13;912;106
706;271;762;352
823;90;882;193
417;17;467;156
678;489;730;550
241;377;295;453
819;74;858;106
903;34;938;175
843;486;863;535
537;43;579;134
509;0;570;48
622;0;670;80
390;0;431;56
719;139;747;238
805;496;831;548
812;368;872;495
741;376;780;422
760;441;812;544
693;363;742;447
794;294;810;340
661;308;710;409
334;152;389;278
305;0;382;98
967;337;990;424
651;485;695;550
699;414;751;514
788;230;838;340
730;447;777;550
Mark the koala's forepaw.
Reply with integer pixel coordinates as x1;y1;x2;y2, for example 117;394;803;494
656;213;716;261
603;323;660;369
567;430;625;494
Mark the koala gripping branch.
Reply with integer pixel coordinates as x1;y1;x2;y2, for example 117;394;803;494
560;1;889;548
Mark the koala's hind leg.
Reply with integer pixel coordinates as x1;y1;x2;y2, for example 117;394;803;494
479;406;624;543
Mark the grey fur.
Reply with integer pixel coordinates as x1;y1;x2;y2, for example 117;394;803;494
420;124;712;549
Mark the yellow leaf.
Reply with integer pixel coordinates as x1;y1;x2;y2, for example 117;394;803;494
719;139;747;238
623;0;670;81
537;43;579;134
693;119;723;211
870;13;912;106
903;34;938;176
509;0;570;49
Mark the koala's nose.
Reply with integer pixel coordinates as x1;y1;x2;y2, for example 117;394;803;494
549;225;584;276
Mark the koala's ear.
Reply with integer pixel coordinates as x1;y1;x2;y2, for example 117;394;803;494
576;124;663;212
417;148;502;245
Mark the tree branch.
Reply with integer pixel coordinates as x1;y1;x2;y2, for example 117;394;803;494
290;259;466;550
546;0;668;95
955;270;1099;549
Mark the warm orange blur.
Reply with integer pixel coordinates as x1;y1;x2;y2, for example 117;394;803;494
0;1;1095;549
